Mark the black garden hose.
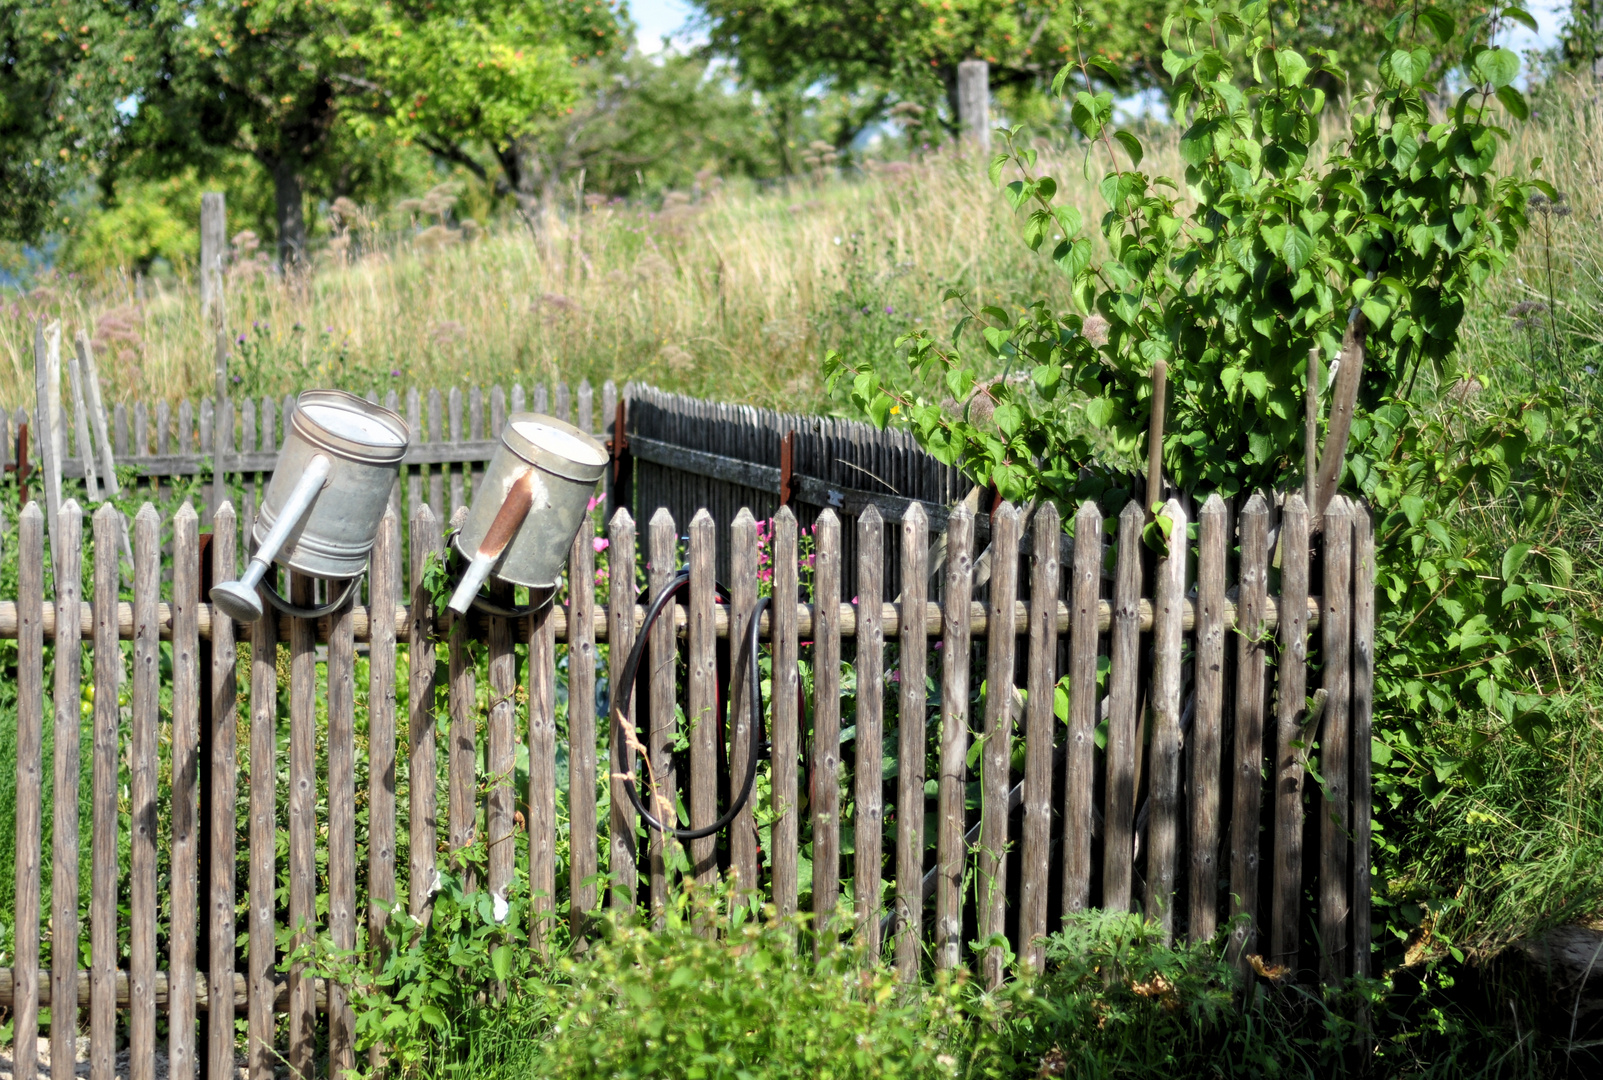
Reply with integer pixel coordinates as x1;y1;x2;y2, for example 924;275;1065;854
611;571;770;840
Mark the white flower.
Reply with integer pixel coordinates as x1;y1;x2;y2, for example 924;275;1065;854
491;892;510;923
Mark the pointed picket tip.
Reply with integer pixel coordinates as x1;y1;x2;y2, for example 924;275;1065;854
992;501;1018;527
214;498;236;520
733;506;757;528
1324;493;1352;521
649;506;676;529
1074;499;1102;529
1242;490;1270;516
946;499;972;525
901;500;927;530
1033;500;1061;531
859;503;883;528
175;500;199;524
773;503;797;529
609;505;635;531
93;500;120;525
1284;491;1309;515
1159;496;1185;522
134;501;160;524
1200;493;1227;518
59;497;83;520
413;501;436;526
1119;499;1145;528
689;507;714;528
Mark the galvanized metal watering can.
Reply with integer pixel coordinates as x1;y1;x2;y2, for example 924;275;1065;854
446;412;608;615
211;389;410;623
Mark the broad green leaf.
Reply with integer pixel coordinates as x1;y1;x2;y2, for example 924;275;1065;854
1475;47;1520;89
1113;129;1144;167
1241;371;1270;400
492;944;514;981
1500;542;1532;582
1276;47;1310;86
1282;225;1315;271
1399;494;1425;527
1496;84;1529;120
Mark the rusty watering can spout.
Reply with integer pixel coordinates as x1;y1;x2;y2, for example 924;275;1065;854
212;454;332;622
448;413;607;615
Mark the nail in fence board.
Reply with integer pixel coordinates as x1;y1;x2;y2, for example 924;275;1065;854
811;510;843;943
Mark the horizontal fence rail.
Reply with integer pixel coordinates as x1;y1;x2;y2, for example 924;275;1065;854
1;486;1374;1080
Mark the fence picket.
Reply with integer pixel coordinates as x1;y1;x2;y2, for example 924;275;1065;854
528;591;558;950
980;502;1020;986
488;571;519;909
448;387;465;517
568;526;599;933
169;505;200;1080
1103;502;1144;911
1320;497;1354;983
328;575;358;1077
428;389;443;517
1146;498;1187;941
209;504;239;1080
448;542;478;873
647;510;679;918
608;509;639;912
578;379;594;433
935;503;974;972
854;507;885;956
52;503;84;1076
1020;502;1060;972
91;505;121;1080
408;507;441;915
248;527;279;1080
469;385;485;497
407;388;422;518
131;505;160;1080
13;505;41;1080
1064;501;1101;918
1228;494;1270;970
688;510;719;886
368;508;399;942
1189;495;1228;942
1352;504;1375;979
288;572;318;1080
771;507;801;926
1272;495;1311;970
894;503;928;979
812;510;843;941
730;509;762;893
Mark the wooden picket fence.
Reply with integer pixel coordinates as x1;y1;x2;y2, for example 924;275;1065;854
0;484;1373;1080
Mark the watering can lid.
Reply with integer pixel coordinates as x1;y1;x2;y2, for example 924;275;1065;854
502;412;609;482
292;389;410;462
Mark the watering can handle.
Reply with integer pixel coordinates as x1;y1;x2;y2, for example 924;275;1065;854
447;468;541;614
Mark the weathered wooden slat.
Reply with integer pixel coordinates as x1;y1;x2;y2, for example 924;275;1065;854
1064;501;1101;919
729;509;761;893
1319;497;1354;983
448;543;478;876
51;504;84;1076
169;505;200;1080
367;508;399;937
1103;501;1144;912
288;572;317;1080
448;387;465;516
490;385;506;435
1020;503;1060;972
1188;495;1228;942
91;505;122;1080
687;510;719;886
469;385;485;497
428;389;444;517
568;526;599;933
647;509;679;919
607;509;639;912
407;388;422;517
131;505;160;1080
979;503;1019;985
578;379;594;433
528;592;558;951
894;503;928;979
12;511;41;1080
1228;493;1271;971
1272;494;1311;971
327;575;357;1078
935;503;974;972
854;507;885;957
1146;497;1187;942
812;510;843;942
247;538;279;1080
488;569;520;910
407;507;441;915
771;508;801;926
208;504;239;1080
1352;503;1375;979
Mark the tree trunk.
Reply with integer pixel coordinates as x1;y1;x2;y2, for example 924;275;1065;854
273;158;308;272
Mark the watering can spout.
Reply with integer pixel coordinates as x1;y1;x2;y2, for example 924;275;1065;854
447;468;541;615
211;453;333;623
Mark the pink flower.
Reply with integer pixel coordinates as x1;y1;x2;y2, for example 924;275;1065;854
587;493;607;513
593;537;609;553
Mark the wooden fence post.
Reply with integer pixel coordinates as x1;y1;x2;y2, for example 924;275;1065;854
893;503;929;980
1020;502;1060;973
91;504;122;1080
131;505;161;1080
51;502;84;1076
1146;497;1187;941
328;572;358;1078
687;510;719;888
854;507;885;957
13;504;42;1080
812;510;843;943
408;506;441;917
979;502;1019;986
731;509;763;895
1064;501;1101;919
770;508;801;929
1229;493;1270;972
170;505;200;1080
607;508;639;912
1353;503;1376;978
1103;502;1144;911
1272;495;1311;971
1320;497;1354;983
1189;495;1228;942
200;192;227;328
568;522;598;933
957;59;991;152
248;529;279;1080
209;504;238;1080
647;509;679;920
